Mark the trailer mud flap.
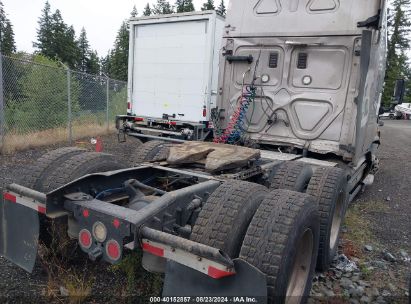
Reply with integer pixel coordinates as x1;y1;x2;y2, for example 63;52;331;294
163;259;267;303
0;198;39;272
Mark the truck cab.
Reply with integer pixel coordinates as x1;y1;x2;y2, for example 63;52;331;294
216;0;386;162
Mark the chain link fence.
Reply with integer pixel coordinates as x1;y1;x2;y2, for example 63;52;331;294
0;54;127;153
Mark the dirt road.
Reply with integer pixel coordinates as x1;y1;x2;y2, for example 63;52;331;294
0;121;410;303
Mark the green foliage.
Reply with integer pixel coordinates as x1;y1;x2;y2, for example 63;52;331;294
109;83;127;119
111;252;162;298
77;28;100;74
34;1;53;57
175;0;195;13
383;0;411;106
153;0;174;15
87;51;100;75
0;1;16;55
34;2;80;69
201;0;215;11
100;53;111;75
5;54;80;132
77;27;90;72
143;3;152;16
108;22;129;81
131;5;138;18
216;0;226;16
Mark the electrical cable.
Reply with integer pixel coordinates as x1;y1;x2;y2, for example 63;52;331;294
214;49;262;144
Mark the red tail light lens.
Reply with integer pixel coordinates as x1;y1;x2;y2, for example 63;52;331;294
127;102;131;110
106;239;121;261
3;192;16;203
134;117;144;122
113;219;120;229
79;229;92;249
82;209;90;218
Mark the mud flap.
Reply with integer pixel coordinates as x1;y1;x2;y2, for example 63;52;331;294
0;198;39;272
163;259;267;303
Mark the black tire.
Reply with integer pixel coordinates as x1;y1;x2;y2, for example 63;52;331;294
306;166;348;271
409;277;411;304
131;140;171;165
240;189;319;304
269;162;313;192
20;147;86;191
37;152;126;257
190;180;268;258
42;152;127;192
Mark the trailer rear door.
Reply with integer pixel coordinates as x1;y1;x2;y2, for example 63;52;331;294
131;19;210;122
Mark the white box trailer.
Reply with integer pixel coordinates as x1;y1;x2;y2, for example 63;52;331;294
122;11;225;141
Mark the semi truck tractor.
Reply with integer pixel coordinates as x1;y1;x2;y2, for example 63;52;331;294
1;0;387;303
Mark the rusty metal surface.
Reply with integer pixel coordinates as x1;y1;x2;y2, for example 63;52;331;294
167;142;260;172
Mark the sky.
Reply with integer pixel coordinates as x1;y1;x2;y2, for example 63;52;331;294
2;0;208;57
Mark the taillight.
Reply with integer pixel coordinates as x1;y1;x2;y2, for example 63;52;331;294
79;229;92;249
134;117;144;122
113;218;121;229
92;221;107;243
169;121;177;126
82;209;90;218
3;192;16;203
106;239;121;261
127;102;131;110
203;106;207;117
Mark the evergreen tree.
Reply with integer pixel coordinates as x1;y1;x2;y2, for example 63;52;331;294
175;0;195;13
77;27;90;72
108;22;129;81
0;1;16;55
383;0;411;106
143;3;152;16
34;1;54;57
201;0;215;11
216;0;226;16
34;2;80;69
131;5;138;18
153;0;174;15
101;53;111;75
50;10;79;68
87;51;100;75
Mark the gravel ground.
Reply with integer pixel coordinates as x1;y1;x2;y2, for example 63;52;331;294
0;121;410;303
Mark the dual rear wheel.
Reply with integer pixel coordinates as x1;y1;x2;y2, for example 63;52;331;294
269;162;349;271
191;180;320;304
21;148;126;258
192;162;349;303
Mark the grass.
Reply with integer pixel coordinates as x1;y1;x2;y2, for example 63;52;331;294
110;252;163;300
341;199;391;282
63;270;94;304
343;200;388;248
37;220;95;304
1;121;117;154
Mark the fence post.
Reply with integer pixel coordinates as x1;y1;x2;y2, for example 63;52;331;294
67;68;72;144
106;76;110;131
0;54;4;153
